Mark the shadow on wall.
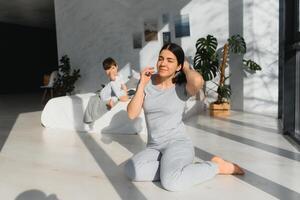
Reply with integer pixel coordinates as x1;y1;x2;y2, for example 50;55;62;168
242;0;278;115
243;50;278;115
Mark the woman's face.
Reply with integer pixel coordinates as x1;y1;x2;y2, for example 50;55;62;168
156;49;181;78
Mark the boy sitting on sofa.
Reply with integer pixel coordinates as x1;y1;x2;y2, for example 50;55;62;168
84;57;129;123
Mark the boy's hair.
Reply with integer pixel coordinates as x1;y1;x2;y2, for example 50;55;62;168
102;57;117;70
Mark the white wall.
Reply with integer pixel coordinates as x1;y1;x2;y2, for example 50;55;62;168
243;0;279;116
54;0;279;117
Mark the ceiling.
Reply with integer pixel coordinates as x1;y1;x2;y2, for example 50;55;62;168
0;0;55;29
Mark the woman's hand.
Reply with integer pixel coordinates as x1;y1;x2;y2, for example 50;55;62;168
127;67;154;119
139;67;155;87
182;59;191;74
182;59;204;96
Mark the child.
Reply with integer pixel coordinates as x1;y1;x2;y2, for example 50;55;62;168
83;57;128;124
100;57;128;109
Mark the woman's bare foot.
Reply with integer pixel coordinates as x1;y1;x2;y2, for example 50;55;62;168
211;156;245;175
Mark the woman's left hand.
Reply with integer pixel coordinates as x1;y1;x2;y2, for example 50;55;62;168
182;60;190;74
183;59;204;96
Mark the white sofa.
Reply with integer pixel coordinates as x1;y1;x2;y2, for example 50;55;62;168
41;93;146;134
41;92;205;135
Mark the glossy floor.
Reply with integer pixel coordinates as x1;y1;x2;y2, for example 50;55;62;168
0;94;300;200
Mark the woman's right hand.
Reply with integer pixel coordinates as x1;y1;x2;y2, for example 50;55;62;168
128;67;154;119
139;67;155;87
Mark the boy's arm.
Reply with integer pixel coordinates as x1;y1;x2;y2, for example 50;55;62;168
106;98;116;110
110;77;128;102
119;84;129;102
121;83;128;92
99;83;117;109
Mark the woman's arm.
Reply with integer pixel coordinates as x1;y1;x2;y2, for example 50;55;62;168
127;67;154;119
127;83;145;119
183;60;204;96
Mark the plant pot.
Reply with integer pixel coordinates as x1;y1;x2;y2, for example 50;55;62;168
209;102;230;117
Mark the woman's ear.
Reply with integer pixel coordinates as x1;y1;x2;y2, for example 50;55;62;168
176;64;182;72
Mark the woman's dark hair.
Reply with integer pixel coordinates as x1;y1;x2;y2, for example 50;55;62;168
102;57;117;70
159;43;187;84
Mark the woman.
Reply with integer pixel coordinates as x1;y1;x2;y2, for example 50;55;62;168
125;43;244;191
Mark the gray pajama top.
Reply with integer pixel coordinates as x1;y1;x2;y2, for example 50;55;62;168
143;75;190;146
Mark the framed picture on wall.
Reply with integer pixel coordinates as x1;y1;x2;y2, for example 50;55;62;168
144;19;158;41
175;14;190;38
163;32;171;44
133;32;142;49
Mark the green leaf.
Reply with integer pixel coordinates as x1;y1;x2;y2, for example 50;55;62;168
194;35;219;81
194;54;219;81
228;35;246;54
54;55;81;95
217;84;231;102
196;35;218;57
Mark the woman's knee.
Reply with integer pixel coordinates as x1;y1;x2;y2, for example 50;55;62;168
160;172;183;192
124;159;136;180
124;159;143;181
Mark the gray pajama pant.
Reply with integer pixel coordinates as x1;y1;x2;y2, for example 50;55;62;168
124;139;218;191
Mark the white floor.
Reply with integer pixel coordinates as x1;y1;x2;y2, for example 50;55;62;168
1;94;300;200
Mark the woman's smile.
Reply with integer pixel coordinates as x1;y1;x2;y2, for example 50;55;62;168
158;67;168;72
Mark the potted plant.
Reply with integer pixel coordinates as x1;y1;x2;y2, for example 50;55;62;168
54;55;81;96
193;34;261;116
